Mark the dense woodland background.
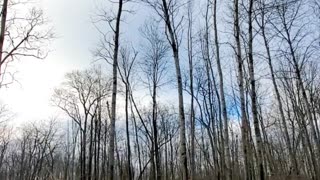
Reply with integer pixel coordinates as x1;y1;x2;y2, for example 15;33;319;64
0;0;320;179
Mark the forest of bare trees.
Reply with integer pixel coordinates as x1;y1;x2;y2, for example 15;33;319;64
0;0;320;179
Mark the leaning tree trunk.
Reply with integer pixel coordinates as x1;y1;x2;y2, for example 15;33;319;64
280;9;320;177
259;6;298;174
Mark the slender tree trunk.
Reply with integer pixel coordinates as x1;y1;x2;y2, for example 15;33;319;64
213;0;231;179
82;121;87;180
247;0;264;179
187;2;195;179
234;0;253;179
130;98;142;176
282;15;320;178
96;108;101;180
259;8;298;174
203;28;219;179
0;0;8;72
203;3;221;177
160;0;188;179
169;133;174;180
125;85;133;180
152;74;161;180
94;118;98;180
107;1;123;180
89;116;94;180
164;119;169;180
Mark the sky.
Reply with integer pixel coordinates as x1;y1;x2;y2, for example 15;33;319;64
0;0;175;125
0;0;102;124
0;0;235;125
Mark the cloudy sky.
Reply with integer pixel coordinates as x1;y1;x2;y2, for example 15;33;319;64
0;0;114;124
0;0;214;125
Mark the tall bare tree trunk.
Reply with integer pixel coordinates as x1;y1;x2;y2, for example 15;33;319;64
258;3;298;174
187;1;195;179
234;0;253;179
212;0;231;179
152;75;160;180
279;5;320;176
130;98;142;176
107;1;123;180
89;116;94;180
247;0;265;179
160;0;188;179
125;85;133;180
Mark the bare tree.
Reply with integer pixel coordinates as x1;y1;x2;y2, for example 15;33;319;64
233;0;254;178
270;0;320;178
53;67;111;180
255;0;298;175
211;0;232;178
141;0;189;178
247;0;265;179
186;0;196;179
0;0;319;180
118;46;138;180
92;1;125;179
139;20;170;180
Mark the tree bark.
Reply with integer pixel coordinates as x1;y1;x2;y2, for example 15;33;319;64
234;0;253;179
0;0;8;77
258;4;298;174
107;1;123;180
213;0;231;179
247;0;265;179
187;2;195;179
160;0;188;179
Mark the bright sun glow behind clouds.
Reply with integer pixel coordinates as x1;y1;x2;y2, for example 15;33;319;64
0;58;65;124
